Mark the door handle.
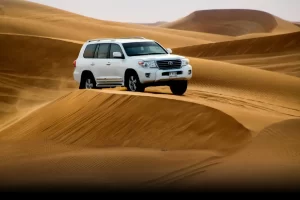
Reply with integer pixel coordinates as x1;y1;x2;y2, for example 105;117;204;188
106;62;111;65
91;62;95;66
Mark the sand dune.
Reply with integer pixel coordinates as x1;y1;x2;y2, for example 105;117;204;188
173;31;300;77
217;53;300;78
0;90;251;153
161;9;300;36
1;33;300;191
1;0;300;192
188;57;300;108
0;0;231;48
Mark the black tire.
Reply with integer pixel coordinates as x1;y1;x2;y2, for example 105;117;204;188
170;80;188;95
79;73;97;89
125;72;145;92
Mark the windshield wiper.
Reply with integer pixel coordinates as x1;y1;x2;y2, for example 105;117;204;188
145;53;165;55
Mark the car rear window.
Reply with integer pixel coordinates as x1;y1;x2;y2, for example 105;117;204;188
83;44;97;58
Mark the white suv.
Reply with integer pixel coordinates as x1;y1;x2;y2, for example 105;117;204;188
73;37;192;95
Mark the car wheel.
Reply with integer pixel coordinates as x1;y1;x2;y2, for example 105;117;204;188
126;72;145;92
170;80;188;95
79;73;96;89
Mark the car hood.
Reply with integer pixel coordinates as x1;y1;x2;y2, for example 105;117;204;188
129;54;186;61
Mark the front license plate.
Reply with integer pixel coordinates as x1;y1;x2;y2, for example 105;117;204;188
169;72;177;77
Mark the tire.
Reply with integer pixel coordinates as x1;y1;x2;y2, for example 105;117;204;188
170;80;188;95
126;72;145;92
79;73;97;89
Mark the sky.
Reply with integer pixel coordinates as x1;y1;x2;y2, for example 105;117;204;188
28;0;300;23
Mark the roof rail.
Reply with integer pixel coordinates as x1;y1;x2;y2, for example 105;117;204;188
87;38;115;42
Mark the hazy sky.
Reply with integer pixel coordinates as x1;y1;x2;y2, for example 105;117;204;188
28;0;300;23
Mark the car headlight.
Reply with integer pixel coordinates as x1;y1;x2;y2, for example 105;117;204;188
138;60;157;68
181;59;189;66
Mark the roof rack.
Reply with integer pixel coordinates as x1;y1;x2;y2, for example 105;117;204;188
87;36;146;42
87;38;115;42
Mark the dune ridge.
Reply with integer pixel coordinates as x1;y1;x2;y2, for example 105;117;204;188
173;31;300;57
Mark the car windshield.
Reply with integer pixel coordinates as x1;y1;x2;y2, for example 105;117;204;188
122;41;167;56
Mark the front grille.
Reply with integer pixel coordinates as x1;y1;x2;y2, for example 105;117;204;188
156;59;182;70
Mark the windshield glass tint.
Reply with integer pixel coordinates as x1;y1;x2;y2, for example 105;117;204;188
122;42;167;56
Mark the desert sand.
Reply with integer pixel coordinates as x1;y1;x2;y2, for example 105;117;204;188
0;0;300;192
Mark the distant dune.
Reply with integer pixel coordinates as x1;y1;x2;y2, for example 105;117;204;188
1;0;300;192
135;21;168;26
294;22;300;27
173;31;300;57
173;31;300;77
0;0;231;47
160;9;300;36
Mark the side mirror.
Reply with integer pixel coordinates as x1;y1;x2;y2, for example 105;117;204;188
166;48;172;54
113;52;122;58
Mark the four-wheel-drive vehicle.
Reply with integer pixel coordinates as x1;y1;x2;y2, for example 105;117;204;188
73;37;192;95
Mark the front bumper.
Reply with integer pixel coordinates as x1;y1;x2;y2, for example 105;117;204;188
138;65;193;84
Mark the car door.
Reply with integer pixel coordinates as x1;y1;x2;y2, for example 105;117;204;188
106;43;126;85
92;43;112;85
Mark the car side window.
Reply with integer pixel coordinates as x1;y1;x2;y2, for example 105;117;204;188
83;44;97;58
96;43;110;59
109;44;124;59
